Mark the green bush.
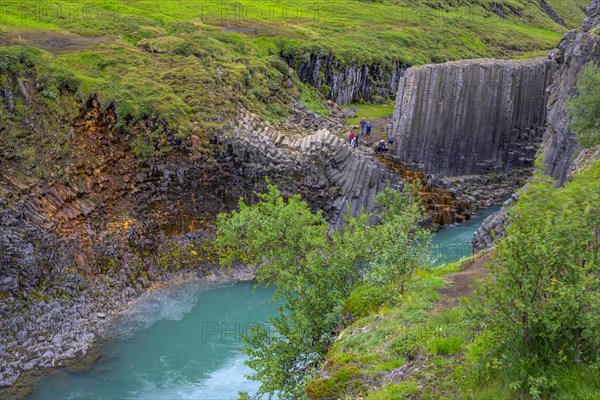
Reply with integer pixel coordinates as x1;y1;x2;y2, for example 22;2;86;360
215;184;430;399
468;162;600;397
566;63;600;148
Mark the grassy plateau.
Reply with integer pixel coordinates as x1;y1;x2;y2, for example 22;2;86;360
0;0;589;137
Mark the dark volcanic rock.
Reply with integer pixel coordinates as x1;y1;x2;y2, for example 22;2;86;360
225;110;401;225
283;53;405;105
389;58;556;176
0;100;400;388
542;0;600;185
473;0;600;251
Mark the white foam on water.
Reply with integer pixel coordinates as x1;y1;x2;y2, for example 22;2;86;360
129;354;260;400
107;281;235;340
182;355;260;400
31;282;278;400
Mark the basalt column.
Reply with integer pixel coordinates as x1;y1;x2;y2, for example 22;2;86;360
389;58;556;176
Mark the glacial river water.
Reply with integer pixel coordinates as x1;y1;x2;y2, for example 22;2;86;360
28;206;501;400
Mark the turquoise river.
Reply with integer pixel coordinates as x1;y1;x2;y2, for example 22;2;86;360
28;206;501;399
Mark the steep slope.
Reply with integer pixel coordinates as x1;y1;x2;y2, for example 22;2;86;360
542;0;600;184
0;60;398;387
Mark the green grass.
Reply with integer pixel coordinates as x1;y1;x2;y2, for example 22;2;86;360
0;0;588;184
310;251;600;399
346;103;395;126
299;85;329;116
0;0;586;141
365;381;420;399
310;265;466;398
545;0;591;28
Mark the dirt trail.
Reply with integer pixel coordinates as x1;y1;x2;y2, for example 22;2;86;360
0;32;116;55
432;251;492;312
361;116;389;147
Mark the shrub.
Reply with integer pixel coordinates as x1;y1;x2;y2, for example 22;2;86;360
215;183;430;399
468;163;600;397
566;63;600;148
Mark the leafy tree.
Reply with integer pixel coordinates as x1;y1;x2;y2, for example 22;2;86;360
215;182;431;399
469;162;600;397
566;63;600;148
365;182;432;294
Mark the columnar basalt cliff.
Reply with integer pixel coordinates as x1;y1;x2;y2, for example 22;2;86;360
226;110;401;224
389;58;556;176
282;53;404;104
473;0;600;252
542;0;600;185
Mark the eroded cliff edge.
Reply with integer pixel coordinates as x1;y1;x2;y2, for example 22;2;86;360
542;0;600;185
0;78;398;387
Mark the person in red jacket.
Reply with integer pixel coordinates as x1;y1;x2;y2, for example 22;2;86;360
348;131;355;145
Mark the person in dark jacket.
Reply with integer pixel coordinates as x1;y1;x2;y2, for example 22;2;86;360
360;118;366;135
377;140;386;156
366;122;372;137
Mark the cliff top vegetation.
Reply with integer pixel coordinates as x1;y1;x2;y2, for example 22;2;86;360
0;0;587;131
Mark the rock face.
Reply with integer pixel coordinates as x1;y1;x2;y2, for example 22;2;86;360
472;195;517;253
0;91;399;388
542;0;600;186
473;0;600;252
379;155;530;230
282;53;405;105
225;110;401;225
389;58;556;176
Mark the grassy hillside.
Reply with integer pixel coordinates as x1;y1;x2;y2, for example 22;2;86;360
309;252;600;399
0;0;588;138
308;162;600;399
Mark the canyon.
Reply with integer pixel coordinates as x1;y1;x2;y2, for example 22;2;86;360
1;0;599;394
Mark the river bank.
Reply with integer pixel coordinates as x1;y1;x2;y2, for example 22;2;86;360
3;205;502;399
0;262;256;398
27;282;277;400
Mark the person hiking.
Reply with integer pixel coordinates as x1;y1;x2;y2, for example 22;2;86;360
348;131;355;145
360;118;366;135
353;133;360;148
366;122;372;137
387;136;394;146
377;140;386;156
